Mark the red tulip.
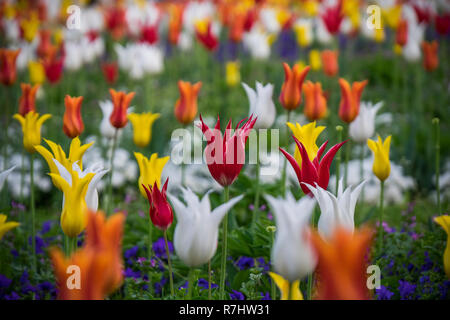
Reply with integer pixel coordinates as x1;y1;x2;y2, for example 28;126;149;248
142;179;173;230
18;83;39;116
109;89;135;129
195;21;219;51
140;24;159;45
104;5;127;40
43;55;64;84
0;48;20;86
435;14;450;36
395;20;408;47
280;137;347;195
102;62;118;84
243;8;257;32
412;4;432;24
198;114;257;187
321;0;343;35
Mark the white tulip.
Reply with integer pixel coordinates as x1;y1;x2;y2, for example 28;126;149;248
242;81;276;129
0;166;16;192
168;188;243;267
264;192;317;282
242;27;271;60
304;180;365;239
53;159;108;212
349;101;383;143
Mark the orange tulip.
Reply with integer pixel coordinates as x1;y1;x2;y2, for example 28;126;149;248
338;78;368;123
229;10;246;43
310;227;374;300
279;63;310;111
0;48;20;86
109;89;135;129
18;83;40;116
63;95;84;138
302;81;327;121
174;80;202;125
168;4;183;45
50;210;125;300
422;41;439;72
395;19;408;47
321;50;339;77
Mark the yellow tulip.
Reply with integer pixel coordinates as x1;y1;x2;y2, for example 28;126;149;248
35;137;94;189
382;5;402;30
301;0;319;17
0;214;20;240
225;61;241;87
294;25;311;48
393;44;402;56
269;272;303;300
367;135;391;181
434;215;450;279
128;112;160;148
21;14;40;42
28;61;46;85
287;121;326;167
374;28;385;43
343;0;360;28
309;50;321;71
49;170;95;238
13;111;51;154
134;152;170;197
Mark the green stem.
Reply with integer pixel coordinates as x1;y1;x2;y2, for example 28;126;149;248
270;229;276;300
187;268;195;300
106;129;118;214
433;118;441;214
208;260;212;300
360;143;365;202
378;180;385;251
30;154;36;275
219;185;230;299
147;216;153;294
335;126;343;194
344;133;350;188
164;229;174;296
281;110;291;196
252;132;260;230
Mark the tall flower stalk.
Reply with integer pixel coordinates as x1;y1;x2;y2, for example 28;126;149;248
220;185;230;299
433;118;441;214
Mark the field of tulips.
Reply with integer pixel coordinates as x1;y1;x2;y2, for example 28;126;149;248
0;0;449;304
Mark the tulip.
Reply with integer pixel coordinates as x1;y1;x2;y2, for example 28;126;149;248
49;159;108;238
168;4;183;45
435;14;450;36
348;101;383;143
18;83;39;116
294;21;313;48
99;100;124;140
338;78;368;123
304;180;365;239
225;61;241;87
134;152;170;197
229;10;245;43
63;95;84;139
28;61;45;85
197;114;257;187
321;50;338;77
302;82;327;121
310;227;374;300
286;121;326;167
168;187;243;267
43;55;64;84
309;50;321;71
104;5;127;40
35;137;94;190
140;24;159;45
367;135;391;182
109;89;135;129
265;192;317;283
422;41;439;72
50;210;125;300
382;5;402;29
101;62;118;84
242;81;276;129
0;166;15;192
434;215;450;279
174;81;202;125
0;214;19;240
195;20;219;51
21;14;40;42
13;111;51;154
279;62;310;111
396;20;408;47
280;136;346;195
128;112;160;148
321;0;344;35
268;272;303;300
0;48;20;86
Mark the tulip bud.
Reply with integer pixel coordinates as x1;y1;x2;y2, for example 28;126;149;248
302;81;327;121
109;89;135;129
63;95;84;139
338;78;367;123
174;81;202;125
0;48;20;86
367;135;391;182
143;179;174;230
279;63;310;111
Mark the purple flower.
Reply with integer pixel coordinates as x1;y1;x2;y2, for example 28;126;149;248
236;256;254;270
259;205;267;211
398;280;416;300
28;236;47;255
198;278;218;291
124;245;140;259
40;220;53;234
230;290;245;300
4;291;20;300
375;285;394;300
154;277;168;295
11;201;26;211
0;274;12;288
261;292;271;300
123;268;141;279
19;271;29;284
255;257;270;272
179;281;188;290
152;237;173;259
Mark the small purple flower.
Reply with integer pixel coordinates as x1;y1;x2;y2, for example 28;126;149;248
267;212;273;220
230;290;245;300
398;280;416;300
40;220;53;234
179;281;188;290
375;285;394;300
123;268;141;279
4;291;20;300
0;274;12;288
236;256;254;270
261;292;271;300
124;245;139;259
197;278;218;291
259;205;267;211
154;277;168;295
248;204;255;211
11;201;26;211
255;257;270;272
152;237;173;259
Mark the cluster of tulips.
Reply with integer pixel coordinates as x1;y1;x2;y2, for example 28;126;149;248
0;0;449;301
